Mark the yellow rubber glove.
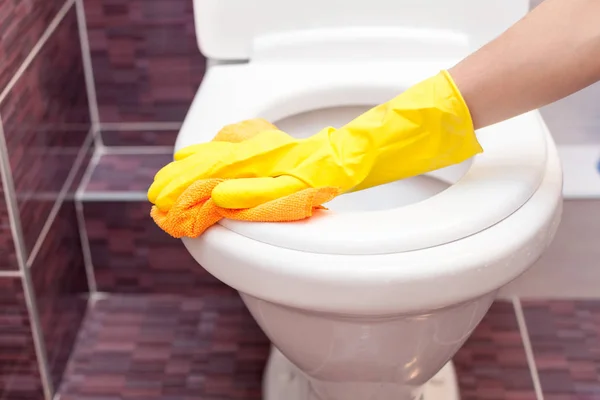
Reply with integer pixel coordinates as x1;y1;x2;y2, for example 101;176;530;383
148;70;482;210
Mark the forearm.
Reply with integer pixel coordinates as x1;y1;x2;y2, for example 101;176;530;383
448;0;600;129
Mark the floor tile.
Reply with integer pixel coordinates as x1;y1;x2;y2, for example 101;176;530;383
523;300;600;400
57;294;270;400
454;301;537;400
58;298;541;400
30;200;89;390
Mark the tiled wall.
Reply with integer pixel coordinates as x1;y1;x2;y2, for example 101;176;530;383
0;0;208;398
84;0;206;124
0;1;93;399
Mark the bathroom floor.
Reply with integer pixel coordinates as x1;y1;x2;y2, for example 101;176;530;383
57;291;270;400
55;150;600;400
56;293;600;400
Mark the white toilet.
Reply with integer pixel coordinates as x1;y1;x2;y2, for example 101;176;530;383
175;1;563;399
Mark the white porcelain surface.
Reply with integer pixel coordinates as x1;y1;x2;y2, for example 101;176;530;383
192;0;527;60
264;343;460;400
181;79;562;314
247;292;494;400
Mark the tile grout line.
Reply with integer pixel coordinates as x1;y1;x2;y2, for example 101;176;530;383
513;297;545;400
77;146;172;201
90;291;110;302
18;271;55;400
99;122;183;131
101;146;174;155
74;0;103;150
75;200;98;294
74;145;103;295
75;146;104;203
0;270;22;277
26;129;95;267
79;191;150;202
0;0;76;105
0;118;54;399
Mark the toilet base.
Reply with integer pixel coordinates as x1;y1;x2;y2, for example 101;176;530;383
263;347;460;400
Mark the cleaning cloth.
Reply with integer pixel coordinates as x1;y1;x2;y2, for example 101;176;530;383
150;119;341;238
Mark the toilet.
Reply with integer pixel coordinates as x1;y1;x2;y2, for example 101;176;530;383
175;1;564;399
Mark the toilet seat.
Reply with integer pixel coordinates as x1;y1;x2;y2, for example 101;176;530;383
177;0;562;315
181;129;561;314
177;62;548;255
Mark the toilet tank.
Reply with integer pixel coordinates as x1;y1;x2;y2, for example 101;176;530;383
193;0;529;60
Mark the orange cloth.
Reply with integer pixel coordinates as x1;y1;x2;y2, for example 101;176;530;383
150;119;341;238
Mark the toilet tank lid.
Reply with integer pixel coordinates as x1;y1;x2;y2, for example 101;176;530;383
193;0;529;60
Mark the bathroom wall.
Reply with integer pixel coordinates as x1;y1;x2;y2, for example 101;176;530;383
0;1;94;399
83;0;205;125
0;1;212;398
76;0;210;298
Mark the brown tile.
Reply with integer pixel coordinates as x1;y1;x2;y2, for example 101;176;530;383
454;301;537;400
0;7;91;257
522;300;600;400
84;0;206;122
101;129;178;146
57;294;270;400
0;276;45;399
0;173;18;271
0;0;66;92
85;153;171;193
82;201;224;295
30;200;89;390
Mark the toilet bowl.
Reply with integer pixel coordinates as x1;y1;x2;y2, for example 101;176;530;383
176;1;563;399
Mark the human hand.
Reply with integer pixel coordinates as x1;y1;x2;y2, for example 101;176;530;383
149;71;483;212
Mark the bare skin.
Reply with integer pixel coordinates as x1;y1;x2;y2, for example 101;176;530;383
448;0;600;130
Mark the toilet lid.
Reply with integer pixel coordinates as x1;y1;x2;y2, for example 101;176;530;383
219;112;548;255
